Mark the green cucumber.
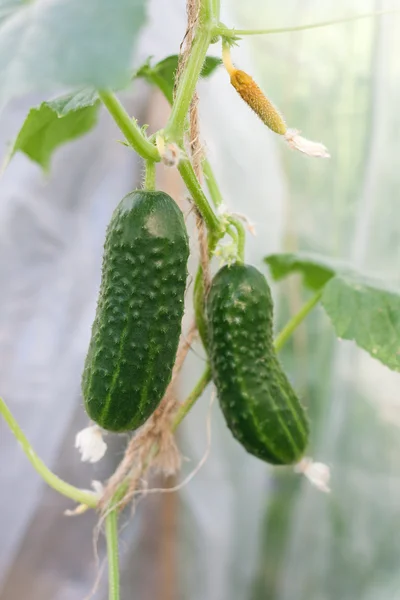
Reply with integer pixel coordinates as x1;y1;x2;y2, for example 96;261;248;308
207;263;309;465
82;190;189;432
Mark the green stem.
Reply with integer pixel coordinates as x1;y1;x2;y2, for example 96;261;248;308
274;290;322;352
98;91;159;162
201;0;213;23
227;217;245;263
105;509;120;600
218;9;399;37
144;160;156;190
203;159;224;208
164;27;211;141
194;266;208;350
212;0;221;21
226;225;238;244
203;0;220;23
178;159;222;236
193;225;219;352
172;367;212;431
202;159;245;259
0;396;97;508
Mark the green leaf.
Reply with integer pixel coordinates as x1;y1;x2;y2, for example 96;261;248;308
135;55;222;105
0;0;147;107
265;252;351;290
6;90;100;171
266;251;400;372
322;275;400;372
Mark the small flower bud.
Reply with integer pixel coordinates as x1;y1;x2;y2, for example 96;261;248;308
75;425;107;463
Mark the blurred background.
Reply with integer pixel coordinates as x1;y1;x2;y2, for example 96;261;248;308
1;0;400;599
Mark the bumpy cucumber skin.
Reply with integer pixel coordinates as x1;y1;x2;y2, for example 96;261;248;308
82;190;189;432
207;264;309;465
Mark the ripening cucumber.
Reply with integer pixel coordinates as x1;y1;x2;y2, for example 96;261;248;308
82;190;189;432
207;263;309;465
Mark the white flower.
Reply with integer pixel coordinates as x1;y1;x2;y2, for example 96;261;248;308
75;425;107;463
295;457;331;493
284;129;330;158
